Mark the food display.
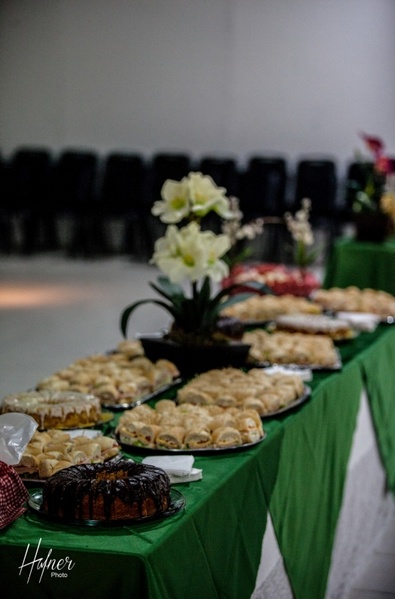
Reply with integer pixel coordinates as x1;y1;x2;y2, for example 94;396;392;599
222;263;321;297
271;314;356;341
244;329;340;368
39;460;171;521
14;429;121;479
221;294;322;323
35;342;180;407
116;399;265;450
0;390;102;430
312;287;395;318
176;367;307;416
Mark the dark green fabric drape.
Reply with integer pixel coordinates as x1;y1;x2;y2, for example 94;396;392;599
324;237;395;293
1;325;395;599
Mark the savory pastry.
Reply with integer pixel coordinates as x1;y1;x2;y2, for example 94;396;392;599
116;399;265;450
177;367;306;415
34;346;180;406
211;426;242;448
221;294;322;322
136;424;162;448
184;429;212;449
243;330;339;368
15;429;121;478
312;286;395;317
156;427;185;450
272;314;355;340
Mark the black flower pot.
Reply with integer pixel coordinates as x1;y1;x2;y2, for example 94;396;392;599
354;213;393;242
140;335;251;376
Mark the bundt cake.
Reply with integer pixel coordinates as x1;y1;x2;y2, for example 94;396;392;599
40;460;171;521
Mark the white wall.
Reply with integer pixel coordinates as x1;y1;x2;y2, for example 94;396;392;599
0;0;394;174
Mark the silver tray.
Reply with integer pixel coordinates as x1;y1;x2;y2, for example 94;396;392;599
19;454;124;487
248;349;342;372
116;431;266;456
260;385;311;418
101;378;183;411
27;487;185;527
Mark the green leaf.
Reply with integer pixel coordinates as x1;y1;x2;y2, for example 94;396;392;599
120;298;178;337
156;276;185;298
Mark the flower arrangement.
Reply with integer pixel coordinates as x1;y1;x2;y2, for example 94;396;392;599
284;198;321;270
349;132;395;223
221;196;264;268
120;172;267;346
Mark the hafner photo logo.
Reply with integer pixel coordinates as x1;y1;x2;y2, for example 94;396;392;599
18;538;75;583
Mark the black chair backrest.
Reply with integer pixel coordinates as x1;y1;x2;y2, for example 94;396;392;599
150;153;192;201
53;150;98;212
294;159;338;218
9;148;52;211
198;156;239;197
100;153;146;215
239;156;287;219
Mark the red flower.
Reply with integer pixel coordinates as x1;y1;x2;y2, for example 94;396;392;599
375;155;393;175
360;132;384;157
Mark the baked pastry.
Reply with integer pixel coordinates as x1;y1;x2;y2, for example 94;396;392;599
176;367;305;416
312;287;395;317
243;329;339;368
273;314;355;340
15;429;121;478
40;460;171;521
0;390;102;430
221;294;322;322
116;399;264;449
35;345;179;406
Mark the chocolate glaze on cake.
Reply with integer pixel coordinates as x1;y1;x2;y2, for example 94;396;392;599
41;460;171;521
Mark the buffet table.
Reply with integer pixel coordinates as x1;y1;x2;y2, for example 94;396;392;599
323;236;395;293
1;325;395;599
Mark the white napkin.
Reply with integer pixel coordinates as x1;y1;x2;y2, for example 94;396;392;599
142;455;202;484
263;365;313;381
336;311;381;332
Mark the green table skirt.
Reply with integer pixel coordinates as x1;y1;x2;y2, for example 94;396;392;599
1;325;395;599
323;236;395;293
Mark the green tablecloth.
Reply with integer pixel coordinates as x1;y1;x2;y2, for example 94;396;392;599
1;326;395;599
323;236;395;293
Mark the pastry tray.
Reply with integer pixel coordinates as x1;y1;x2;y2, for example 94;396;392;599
27;487;185;527
38;411;114;431
116;431;266;456
101;378;183;411
19;453;124;487
260;384;311;418
247;349;343;371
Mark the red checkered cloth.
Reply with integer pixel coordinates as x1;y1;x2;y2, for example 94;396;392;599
0;461;29;529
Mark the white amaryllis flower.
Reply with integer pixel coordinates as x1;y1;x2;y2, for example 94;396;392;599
202;229;231;281
152;178;190;223
150;221;230;284
188;172;233;219
152;171;233;224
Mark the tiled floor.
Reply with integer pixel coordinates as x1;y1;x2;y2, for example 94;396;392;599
347;514;395;599
1;253;395;597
